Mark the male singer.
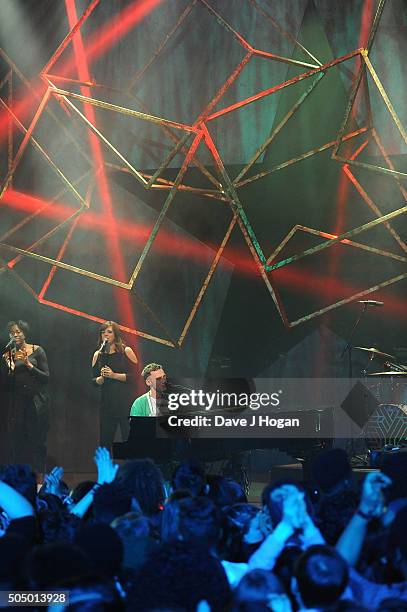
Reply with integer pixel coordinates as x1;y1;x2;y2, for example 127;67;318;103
130;363;168;416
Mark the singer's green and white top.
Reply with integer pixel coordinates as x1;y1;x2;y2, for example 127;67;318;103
130;392;156;416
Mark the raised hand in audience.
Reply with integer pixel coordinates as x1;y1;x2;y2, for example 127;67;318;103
274;484;305;531
43;466;65;498
70;447;118;518
336;470;392;566
258;506;273;537
94;446;119;484
359;471;391;519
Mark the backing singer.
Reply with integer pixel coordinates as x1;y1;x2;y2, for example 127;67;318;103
92;321;138;449
0;320;50;471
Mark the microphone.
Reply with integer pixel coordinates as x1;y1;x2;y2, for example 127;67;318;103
358;300;384;307
4;338;16;350
100;338;108;353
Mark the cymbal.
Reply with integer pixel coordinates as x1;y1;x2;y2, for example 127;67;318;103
354;347;395;360
368;371;407;376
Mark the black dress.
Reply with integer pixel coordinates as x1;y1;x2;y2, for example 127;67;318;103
0;346;50;470
92;351;133;449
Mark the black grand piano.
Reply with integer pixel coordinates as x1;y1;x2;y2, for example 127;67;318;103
113;378;334;465
113;412;333;463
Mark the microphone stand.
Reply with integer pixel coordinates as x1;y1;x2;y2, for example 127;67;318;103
340;302;369;378
6;347;17;463
340;303;371;466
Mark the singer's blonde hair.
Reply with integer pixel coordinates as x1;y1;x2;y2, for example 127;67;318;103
141;363;163;381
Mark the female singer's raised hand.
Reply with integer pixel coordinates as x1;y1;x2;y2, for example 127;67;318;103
94;446;119;484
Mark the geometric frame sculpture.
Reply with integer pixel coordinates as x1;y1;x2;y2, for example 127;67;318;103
0;0;405;344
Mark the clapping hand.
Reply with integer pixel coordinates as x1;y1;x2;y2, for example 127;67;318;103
273;485;306;530
258;508;273;537
94;446;119;485
43;466;64;498
359;471;391;518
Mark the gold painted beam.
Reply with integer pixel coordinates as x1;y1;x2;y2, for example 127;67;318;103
267;224;407;266
178;213;237;346
234;73;324;184
363;52;407;145
249;0;322;67
127;131;205;288
199;0;252;51
267;204;407;271
0;98;89;207
0;172;91;272
127;0;198;91
343;166;407;254
235;127;368;188
333;155;407;181
372;128;407;202
207;50;362;122
0;243;130;289
126;91;222;190
251;48;319;70
40;0;101;76
50;87;197;133
0;88;51;197
289;273;407;328
0;48;92;166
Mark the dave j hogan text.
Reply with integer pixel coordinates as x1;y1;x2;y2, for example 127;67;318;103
167;414;300;429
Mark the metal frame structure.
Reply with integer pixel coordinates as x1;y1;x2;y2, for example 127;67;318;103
0;0;405;342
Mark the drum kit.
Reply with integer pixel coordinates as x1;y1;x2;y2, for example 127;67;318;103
354;346;407;378
353;346;407;412
353;346;407;454
341;301;406;455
